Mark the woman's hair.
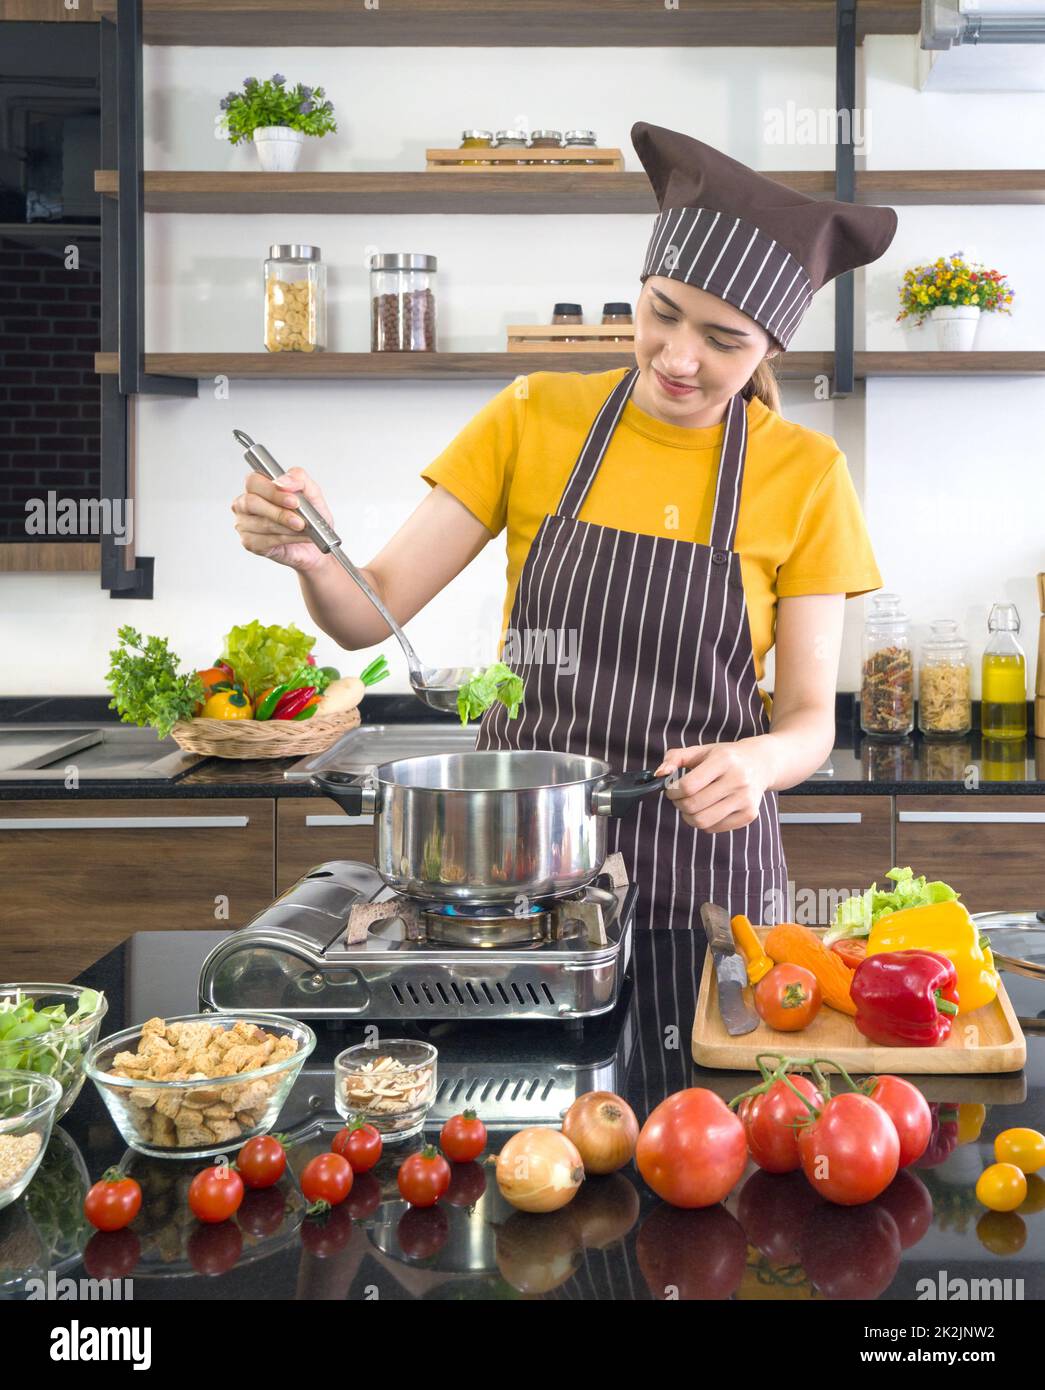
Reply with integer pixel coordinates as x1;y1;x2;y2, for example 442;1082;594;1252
742;354;781;413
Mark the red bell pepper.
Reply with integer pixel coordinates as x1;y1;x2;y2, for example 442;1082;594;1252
851;950;959;1047
271;685;317;720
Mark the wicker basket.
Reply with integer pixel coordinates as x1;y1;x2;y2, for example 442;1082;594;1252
170;707;362;759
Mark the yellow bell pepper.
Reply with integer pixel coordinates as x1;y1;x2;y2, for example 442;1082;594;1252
201;689;254;720
866;900;999;1014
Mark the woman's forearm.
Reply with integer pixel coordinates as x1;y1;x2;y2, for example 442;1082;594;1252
297;554;398;652
743;705;837;792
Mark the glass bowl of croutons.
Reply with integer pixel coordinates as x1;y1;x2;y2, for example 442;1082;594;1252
84;1013;315;1159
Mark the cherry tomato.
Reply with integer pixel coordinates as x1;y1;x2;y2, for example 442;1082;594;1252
332;1121;383;1174
83;1169;142;1232
830;938;867;970
396;1204;450;1260
976;1162;1027;1213
440;1110;488;1164
797;1092;900;1206
188;1163;245;1224
82;1229;141;1280
397;1145;451;1208
187;1220;243;1275
867;1075;932;1167
301;1152;353;1208
236;1135;287;1189
994;1127;1045;1175
636;1088;747;1209
740;1075;823;1173
753;964;821;1032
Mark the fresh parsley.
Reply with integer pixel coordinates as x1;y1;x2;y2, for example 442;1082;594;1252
105;626;205;740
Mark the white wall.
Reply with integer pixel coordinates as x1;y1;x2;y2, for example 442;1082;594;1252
3;38;1041;698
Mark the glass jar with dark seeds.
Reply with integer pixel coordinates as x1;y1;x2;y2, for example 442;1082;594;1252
370;253;438;352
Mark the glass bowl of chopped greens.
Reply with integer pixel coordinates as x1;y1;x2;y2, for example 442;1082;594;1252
0;985;108;1120
0;1070;62;1212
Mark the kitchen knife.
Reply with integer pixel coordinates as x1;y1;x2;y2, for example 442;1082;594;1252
700;903;760;1036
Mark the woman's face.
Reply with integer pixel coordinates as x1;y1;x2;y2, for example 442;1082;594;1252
631;277;778;427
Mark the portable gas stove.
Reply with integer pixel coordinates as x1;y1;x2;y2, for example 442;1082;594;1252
198;853;636;1023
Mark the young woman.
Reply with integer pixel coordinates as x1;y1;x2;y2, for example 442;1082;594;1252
231;122;896;931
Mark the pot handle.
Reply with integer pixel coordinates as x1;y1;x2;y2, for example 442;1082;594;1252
311;770;379;817
591;769;667;818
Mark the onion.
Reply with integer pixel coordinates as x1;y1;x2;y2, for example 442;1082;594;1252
496;1128;584;1213
562;1091;639;1175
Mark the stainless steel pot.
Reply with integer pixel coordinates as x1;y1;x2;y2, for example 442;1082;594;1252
312;749;666;904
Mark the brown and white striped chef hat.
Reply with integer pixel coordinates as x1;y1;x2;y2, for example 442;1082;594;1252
633;121;897;350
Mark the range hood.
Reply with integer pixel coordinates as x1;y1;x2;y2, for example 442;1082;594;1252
922;0;1045;88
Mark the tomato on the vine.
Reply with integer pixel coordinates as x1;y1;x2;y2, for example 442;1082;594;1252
440;1110;487;1164
188;1163;245;1224
397;1146;451;1208
797;1092;900;1206
237;1134;287;1189
301;1152;353;1208
867;1076;932;1168
740;1075;823;1173
332;1120;383;1174
84;1169;142;1232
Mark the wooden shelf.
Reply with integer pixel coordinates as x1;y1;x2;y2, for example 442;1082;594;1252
94;351;1045;382
95;169;1045;214
91;0;920;48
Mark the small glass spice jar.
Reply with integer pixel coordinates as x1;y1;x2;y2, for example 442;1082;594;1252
264;244;326;353
494;129;529;165
458;129;493;165
860;592;914;738
370;253;437;352
563;128;598;163
552;301;583;343
601;301;633;341
527;129;563;164
918;619;972;738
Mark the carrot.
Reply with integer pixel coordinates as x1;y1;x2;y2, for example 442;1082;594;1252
763;922;857;1016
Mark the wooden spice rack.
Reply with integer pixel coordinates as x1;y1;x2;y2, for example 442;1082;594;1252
426;147;624;171
507;324;635;352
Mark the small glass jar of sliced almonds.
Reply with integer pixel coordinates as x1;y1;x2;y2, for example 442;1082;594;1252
334;1040;437;1142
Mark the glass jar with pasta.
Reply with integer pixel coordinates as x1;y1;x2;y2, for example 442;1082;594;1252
918;619;972;738
860;593;914;738
264;244;326;353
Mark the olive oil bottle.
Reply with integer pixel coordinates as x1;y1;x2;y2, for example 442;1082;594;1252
981;602;1027;740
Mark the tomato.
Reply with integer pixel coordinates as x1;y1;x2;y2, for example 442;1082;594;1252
830;938;867;970
740;1075;823;1173
396;1204;451;1260
300;1152;353;1208
753;964;821;1031
82;1229;141;1280
83;1169;142;1232
976;1162;1027;1213
332;1121;383;1174
994;1127;1045;1175
867;1075;932;1167
397;1145;451;1208
236;1135;287;1189
187;1220;243;1275
440;1110;488;1164
797;1092;900;1206
635;1088;747;1209
188;1163;245;1224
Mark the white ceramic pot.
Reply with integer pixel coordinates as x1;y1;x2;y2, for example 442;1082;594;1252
252;126;304;172
930;304;981;351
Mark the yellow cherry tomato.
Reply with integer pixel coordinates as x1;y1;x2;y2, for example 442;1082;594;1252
994;1127;1045;1174
201;689;254;720
976;1162;1027;1213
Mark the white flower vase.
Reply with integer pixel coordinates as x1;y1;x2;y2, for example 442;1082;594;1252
252;126;304;172
930;305;981;351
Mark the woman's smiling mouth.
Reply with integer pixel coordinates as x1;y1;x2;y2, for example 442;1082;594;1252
653;367;699;397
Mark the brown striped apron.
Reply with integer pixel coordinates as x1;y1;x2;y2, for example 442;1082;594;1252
475;365;787;931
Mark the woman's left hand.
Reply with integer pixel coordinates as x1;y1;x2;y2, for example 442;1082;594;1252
653;737;774;833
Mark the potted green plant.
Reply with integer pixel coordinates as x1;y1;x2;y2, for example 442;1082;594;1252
897;250;1014;350
219;73;337;172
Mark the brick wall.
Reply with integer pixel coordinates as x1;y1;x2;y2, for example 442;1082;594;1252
0;234;101;542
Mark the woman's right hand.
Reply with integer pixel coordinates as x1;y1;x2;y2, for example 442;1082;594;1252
231;467;335;573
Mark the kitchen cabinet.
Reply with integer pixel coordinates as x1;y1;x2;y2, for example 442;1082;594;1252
276;797;376;892
0;799;274;979
895;796;1045;913
777;795;893;926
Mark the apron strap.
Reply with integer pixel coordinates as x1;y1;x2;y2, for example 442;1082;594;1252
556;366;640;519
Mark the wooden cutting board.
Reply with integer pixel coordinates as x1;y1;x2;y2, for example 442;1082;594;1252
691;929;1027;1074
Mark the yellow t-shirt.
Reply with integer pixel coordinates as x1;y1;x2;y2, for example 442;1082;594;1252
420;367;882;685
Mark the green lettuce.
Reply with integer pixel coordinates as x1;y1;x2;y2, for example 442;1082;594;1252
457;662;524;725
219;620;315;698
824;866;960;945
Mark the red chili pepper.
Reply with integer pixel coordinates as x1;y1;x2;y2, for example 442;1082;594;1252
271;685;317;720
851;950;959;1048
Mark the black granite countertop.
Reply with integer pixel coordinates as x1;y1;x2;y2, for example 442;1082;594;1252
1;693;1041;798
3;925;1044;1302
